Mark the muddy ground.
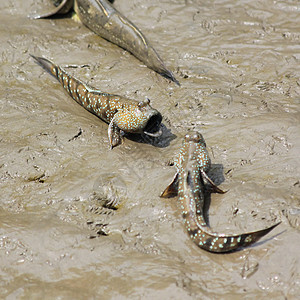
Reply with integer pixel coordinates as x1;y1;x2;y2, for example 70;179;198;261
0;0;299;299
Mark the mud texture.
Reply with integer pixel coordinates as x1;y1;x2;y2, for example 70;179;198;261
0;0;299;299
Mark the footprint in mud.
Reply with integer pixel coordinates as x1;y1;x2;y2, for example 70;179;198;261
86;173;127;238
283;207;300;231
240;255;259;279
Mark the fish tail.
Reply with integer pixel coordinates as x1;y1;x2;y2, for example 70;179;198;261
30;54;59;78
190;222;281;253
30;54;87;107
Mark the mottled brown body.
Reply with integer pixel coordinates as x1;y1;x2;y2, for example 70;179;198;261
31;55;162;148
162;132;280;253
32;0;179;85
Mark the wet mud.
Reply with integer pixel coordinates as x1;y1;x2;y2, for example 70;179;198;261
0;0;299;299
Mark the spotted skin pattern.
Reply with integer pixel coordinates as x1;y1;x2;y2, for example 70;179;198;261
31;55;162;148
162;132;280;253
161;129;225;198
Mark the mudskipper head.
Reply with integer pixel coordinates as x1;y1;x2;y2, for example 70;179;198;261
115;98;162;137
138;98;162;137
184;131;206;146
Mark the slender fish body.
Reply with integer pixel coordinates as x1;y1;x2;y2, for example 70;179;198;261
31;55;162;148
32;0;179;85
162;132;280;253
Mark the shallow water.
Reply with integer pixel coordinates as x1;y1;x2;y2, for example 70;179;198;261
0;0;300;299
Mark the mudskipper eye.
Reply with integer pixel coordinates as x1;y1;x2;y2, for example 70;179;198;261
138;98;150;109
184;131;204;143
192;132;201;142
184;133;191;142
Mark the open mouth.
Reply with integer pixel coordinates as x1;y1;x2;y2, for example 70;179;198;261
143;113;163;137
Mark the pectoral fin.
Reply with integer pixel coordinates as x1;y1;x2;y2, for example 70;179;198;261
200;170;226;194
30;0;73;19
108;116;123;149
160;173;179;198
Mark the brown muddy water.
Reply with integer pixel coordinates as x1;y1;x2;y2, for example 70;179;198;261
1;0;300;299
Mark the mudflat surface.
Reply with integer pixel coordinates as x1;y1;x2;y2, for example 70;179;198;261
0;0;299;299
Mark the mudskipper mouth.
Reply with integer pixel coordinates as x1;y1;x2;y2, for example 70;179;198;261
143;113;163;137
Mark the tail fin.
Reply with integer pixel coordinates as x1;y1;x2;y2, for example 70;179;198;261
30;54;58;78
30;54;102;115
160;68;180;86
193;222;281;253
30;54;81;105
